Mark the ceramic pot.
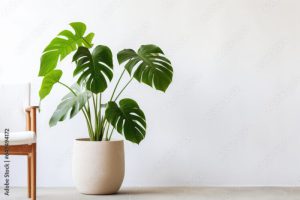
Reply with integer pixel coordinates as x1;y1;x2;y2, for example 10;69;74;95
72;139;125;194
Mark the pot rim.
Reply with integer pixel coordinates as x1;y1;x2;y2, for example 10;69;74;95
75;138;124;143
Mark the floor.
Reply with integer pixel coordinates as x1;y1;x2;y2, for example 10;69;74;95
2;187;300;200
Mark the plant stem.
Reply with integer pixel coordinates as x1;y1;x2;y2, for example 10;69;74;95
110;69;126;101
105;123;111;141
99;94;102;123
92;94;98;135
102;120;108;140
99;118;105;141
108;127;115;141
82;109;94;140
86;95;91;126
95;94;99;140
114;77;134;101
58;81;76;95
98;94;102;140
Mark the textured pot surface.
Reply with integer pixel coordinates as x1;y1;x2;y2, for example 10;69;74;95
72;139;125;194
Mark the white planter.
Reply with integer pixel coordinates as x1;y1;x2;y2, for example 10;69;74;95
72;139;125;194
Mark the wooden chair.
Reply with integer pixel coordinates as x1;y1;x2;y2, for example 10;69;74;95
0;84;38;200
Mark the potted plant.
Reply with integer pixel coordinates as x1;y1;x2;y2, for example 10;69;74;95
38;22;173;194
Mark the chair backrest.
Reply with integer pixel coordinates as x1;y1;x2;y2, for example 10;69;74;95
0;83;30;132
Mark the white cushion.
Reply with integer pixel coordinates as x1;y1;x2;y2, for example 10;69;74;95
0;131;36;145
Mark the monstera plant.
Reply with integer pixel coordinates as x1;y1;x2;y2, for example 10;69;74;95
38;21;173;195
38;22;173;144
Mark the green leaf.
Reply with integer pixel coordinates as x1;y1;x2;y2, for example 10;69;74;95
49;83;91;127
39;70;63;100
39;22;95;76
105;98;146;144
72;45;113;93
117;44;173;92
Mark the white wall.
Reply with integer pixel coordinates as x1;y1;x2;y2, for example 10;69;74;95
1;0;300;187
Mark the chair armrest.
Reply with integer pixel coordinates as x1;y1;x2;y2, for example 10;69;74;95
25;106;39;112
25;106;38;133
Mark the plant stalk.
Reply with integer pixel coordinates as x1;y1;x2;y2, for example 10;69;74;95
110;69;126;101
114;77;134;101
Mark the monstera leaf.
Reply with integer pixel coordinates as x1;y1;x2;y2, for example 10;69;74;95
72;45;113;93
39;22;94;76
49;83;91;127
117;44;173;92
105;98;146;144
39;69;62;100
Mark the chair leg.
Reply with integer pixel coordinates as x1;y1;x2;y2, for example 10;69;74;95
31;144;36;200
28;154;31;198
